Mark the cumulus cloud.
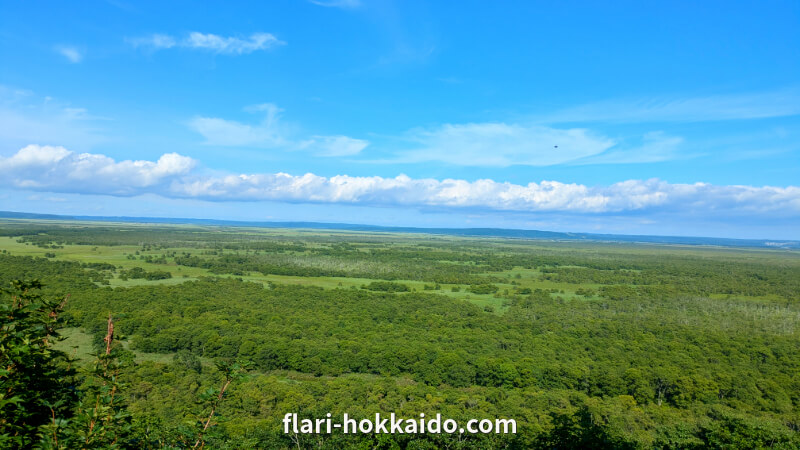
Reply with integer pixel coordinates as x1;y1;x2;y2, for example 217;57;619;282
171;173;800;216
393;122;615;166
0;145;195;196
56;46;83;63
128;32;284;54
2;146;798;218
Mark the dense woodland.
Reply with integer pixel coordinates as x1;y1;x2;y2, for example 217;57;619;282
1;221;799;448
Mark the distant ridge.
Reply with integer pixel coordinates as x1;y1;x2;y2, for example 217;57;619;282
1;210;798;249
0;211;68;220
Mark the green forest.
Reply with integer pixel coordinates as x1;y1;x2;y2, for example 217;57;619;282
1;219;799;448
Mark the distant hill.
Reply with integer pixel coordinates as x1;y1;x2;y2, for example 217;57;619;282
0;211;71;220
1;210;797;249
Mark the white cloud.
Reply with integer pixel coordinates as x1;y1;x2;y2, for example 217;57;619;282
393;122;615;166
3;146;798;218
171;174;800;216
189;107;688;165
189;109;287;148
56;46;83;63
301;135;370;156
185;32;283;54
128;34;176;49
188;104;369;156
544;87;800;123
188;104;290;147
129;32;284;54
0;145;195;196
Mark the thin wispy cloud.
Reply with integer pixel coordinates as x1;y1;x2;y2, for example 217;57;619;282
300;135;370;156
3;146;798;218
187;103;369;157
309;0;361;9
572;132;686;165
128;32;284;54
0;86;107;150
189;109;691;167
128;34;176;49
376;43;437;66
188;103;291;147
543;88;800;124
55;45;83;63
387;122;616;167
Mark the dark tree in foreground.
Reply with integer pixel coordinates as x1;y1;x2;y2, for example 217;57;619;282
1;279;250;449
0;280;78;448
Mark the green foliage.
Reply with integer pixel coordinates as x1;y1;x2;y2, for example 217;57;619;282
362;281;410;292
2;222;799;447
174;350;202;374
60;314;134;449
191;360;250;448
118;267;172;281
0;280;78;448
468;283;499;294
0;278;253;449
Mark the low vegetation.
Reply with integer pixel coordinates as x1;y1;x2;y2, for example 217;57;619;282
1;220;799;448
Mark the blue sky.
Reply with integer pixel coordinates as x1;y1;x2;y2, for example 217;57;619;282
1;0;799;239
